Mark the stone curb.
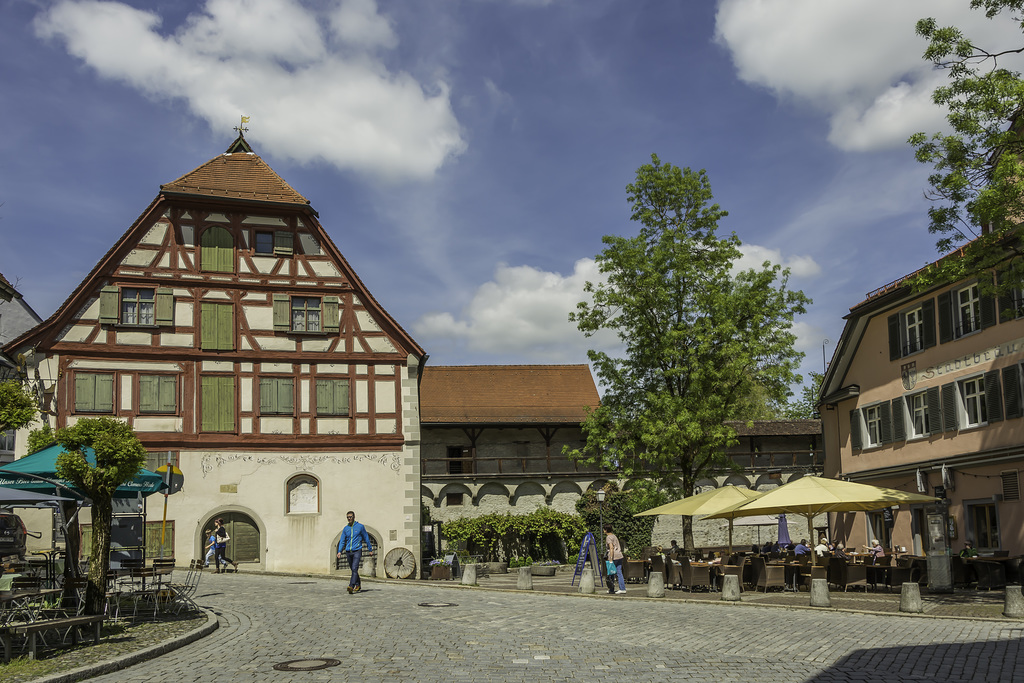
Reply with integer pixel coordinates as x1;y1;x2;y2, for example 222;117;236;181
28;608;219;683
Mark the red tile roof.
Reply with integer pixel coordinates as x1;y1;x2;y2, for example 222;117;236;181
161;148;309;205
420;365;599;424
725;420;822;437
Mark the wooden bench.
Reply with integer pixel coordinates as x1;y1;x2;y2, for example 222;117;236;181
1;614;105;662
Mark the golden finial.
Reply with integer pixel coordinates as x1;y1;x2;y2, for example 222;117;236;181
234;115;250;136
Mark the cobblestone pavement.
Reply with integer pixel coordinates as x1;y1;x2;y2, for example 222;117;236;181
82;572;1023;683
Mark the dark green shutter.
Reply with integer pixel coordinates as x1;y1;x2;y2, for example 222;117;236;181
926;386;941;434
201;377;217;431
887;314;901;360
139;375;157;412
280;379;294;414
94;374;113;413
155;288;174;325
849;409;862;450
879;402;893;445
985;370;1004;423
274;231;293;256
921;299;936;349
201;376;234;431
1003;366;1022;419
75;374;94;412
99;286;119;324
159;376;177;413
201;304;216;350
316;380;332;415
941;382;958;432
980;290;997;330
216;304;233;350
323;296;340;333
937;291;953;343
334;380;349;415
273;295;290;331
201;226;233;273
891;398;905;442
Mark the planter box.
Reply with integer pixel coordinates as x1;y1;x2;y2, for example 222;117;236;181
430;565;452;580
481;562;508;575
531;565;557;577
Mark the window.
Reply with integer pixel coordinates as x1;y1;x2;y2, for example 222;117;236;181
864;405;882;446
273;295;340;334
200;303;234;350
121;288;154;325
0;429;14;454
892;390;939;442
909;391;930;437
446;492;464;506
287;474;319;513
200;226;233;273
867;510;892;549
888;300;935;359
966;502;1000;551
315;379;349;416
139;375;177;414
254;232;274;254
849;402;892;450
446;446;469;474
937;282;995;343
74;373;114;413
960;376;987;427
200;376;235;432
941;371;1003;431
292;297;321;332
956;284;981;336
260;377;295;415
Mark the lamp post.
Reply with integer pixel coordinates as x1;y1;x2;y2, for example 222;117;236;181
597;489;606;540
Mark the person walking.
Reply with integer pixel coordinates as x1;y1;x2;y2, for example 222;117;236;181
337;511;373;594
603;524;626;595
203;528;221;569
214;518;239;573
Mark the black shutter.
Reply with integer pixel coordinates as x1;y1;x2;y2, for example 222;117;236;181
937;291;953;343
921;299;936;349
849;409;862;451
980;291;997;329
985;370;1004;423
891;398;905;442
926;386;942;434
879;402;893;445
941;382;958;432
888;314;901;360
1003;366;1022;419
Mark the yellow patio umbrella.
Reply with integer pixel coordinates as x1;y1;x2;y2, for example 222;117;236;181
702;476;938;565
634;485;764;555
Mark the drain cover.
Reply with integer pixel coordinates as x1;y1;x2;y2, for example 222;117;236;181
287;581;316;584
273;659;341;671
418;601;457;608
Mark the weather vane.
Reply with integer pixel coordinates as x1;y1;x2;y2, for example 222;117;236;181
234;115;250;136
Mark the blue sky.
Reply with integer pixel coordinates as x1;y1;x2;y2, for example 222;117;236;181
2;0;1020;396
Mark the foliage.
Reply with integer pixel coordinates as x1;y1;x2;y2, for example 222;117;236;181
0;379;37;433
784;371;824;420
441;507;586;563
575;481;667;558
26;423;55;454
55;417;148;614
566;155;810;548
909;1;1024;294
508;555;534;568
428;557;451;567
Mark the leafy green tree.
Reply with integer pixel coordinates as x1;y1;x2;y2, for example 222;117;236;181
575;482;668;558
55;417;147;614
0;379;37;433
909;1;1024;293
441;508;586;563
27;423;55;454
785;371;824;420
567;155;810;549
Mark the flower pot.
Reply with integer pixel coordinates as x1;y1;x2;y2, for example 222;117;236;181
531;565;557;577
430;565;452;580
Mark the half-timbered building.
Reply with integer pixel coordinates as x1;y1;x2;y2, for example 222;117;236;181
4;135;425;575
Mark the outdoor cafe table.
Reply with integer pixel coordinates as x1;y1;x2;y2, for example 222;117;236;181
0;588;63;626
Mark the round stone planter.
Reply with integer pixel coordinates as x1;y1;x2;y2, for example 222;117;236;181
481;562;508;574
531;565;557;577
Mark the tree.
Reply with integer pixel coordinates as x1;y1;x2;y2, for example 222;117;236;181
784;371;824;420
909;1;1024;293
575;482;667;558
55;417;147;615
566;156;810;550
0;379;37;433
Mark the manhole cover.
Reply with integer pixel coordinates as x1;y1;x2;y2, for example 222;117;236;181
287;581;315;584
417;601;458;608
273;659;341;671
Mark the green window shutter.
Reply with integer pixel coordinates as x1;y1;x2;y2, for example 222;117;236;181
941;382;958;432
216;304;234;350
891;398;905;442
1003;366;1022;420
260;378;276;414
980;291;997;330
926;386;941;433
99;286;119;324
280;378;294;414
879;402;893;445
273;294;290;331
985;370;1004;423
887;314;900;360
155;288;174;326
334;380;349;415
95;374;114;413
921;299;936;349
274;231;293;256
159;376;177;413
218;377;235;431
75;374;95;412
201;377;217;431
201;227;234;273
201;304;216;350
323;296;340;333
139;375;157;412
849;409;862;450
316;380;332;415
937;291;953;343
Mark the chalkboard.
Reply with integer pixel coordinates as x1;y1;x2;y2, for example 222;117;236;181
571;532;602;586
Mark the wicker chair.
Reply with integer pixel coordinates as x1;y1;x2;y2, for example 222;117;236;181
974;560;1007;590
751;556;786;592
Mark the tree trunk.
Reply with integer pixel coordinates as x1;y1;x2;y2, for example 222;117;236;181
682;515;694;552
84;499;113;615
60;500;82;608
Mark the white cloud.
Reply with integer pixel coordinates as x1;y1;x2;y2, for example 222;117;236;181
412;259;619;362
35;0;465;180
735;244;821;279
714;0;1024;152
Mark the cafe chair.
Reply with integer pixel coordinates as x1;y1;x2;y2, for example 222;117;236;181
751;556;786;592
973;560;1007;590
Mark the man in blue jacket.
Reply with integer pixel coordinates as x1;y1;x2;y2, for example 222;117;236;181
337;510;374;594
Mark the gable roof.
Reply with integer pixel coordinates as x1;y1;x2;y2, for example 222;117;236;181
725;420;822;437
420;365;599;424
160;135;309;206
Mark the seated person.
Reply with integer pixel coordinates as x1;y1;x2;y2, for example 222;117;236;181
794;539;810;555
833;542;851;560
814;536;831;557
960;540;979;558
667;540;681;558
762;540;774;555
868;539;885;562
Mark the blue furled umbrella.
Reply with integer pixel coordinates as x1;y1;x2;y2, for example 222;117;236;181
0;444;166;498
777;513;791;547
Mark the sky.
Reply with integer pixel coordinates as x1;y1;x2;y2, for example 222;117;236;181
2;0;1022;398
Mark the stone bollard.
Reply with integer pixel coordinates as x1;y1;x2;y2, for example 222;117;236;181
579;567;596;594
721;574;741;601
517;566;534;590
900;581;923;614
1004;585;1024;618
809;578;831;608
461;564;477;586
647;571;666;598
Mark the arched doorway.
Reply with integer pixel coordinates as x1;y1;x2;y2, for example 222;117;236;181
203;511;261;563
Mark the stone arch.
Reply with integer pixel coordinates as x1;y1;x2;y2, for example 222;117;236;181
753;474;782;492
549;481;583;514
784;472;807;484
199;505;266;567
723;474;752;489
512;482;546;511
437;483;473;509
285;472;320;514
421;485;437;511
477;482;512;513
587;479;613;493
694;478;718;494
330;524;383;577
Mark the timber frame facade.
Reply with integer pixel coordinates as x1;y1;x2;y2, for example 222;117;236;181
5;135;426;575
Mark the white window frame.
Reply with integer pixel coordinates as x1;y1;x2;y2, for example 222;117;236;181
959;375;988;428
902;306;924;355
121;288;155;326
291;296;321;333
864;405;882;448
908;391;931;439
955;283;981;337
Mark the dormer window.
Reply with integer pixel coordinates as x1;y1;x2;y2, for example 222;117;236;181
99;287;173;326
121;288;154;325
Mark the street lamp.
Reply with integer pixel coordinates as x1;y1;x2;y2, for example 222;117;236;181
596;489;606;539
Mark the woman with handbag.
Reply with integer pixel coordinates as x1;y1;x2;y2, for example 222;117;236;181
214;518;239;573
603;524;626;595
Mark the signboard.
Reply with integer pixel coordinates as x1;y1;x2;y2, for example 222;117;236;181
155;465;184;494
572;532;602;586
